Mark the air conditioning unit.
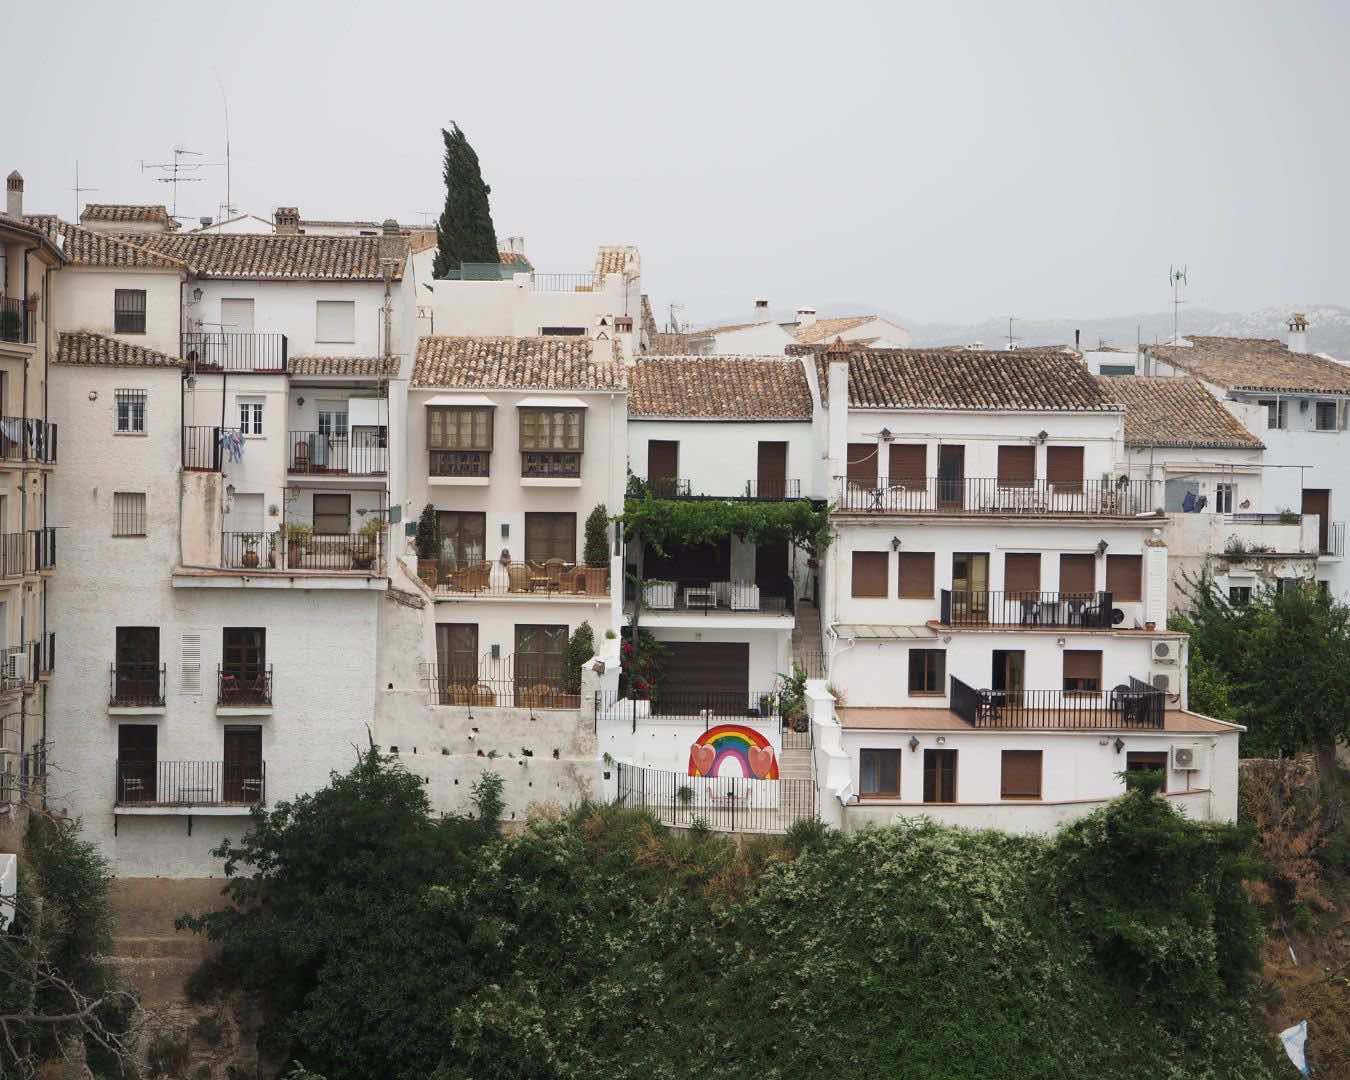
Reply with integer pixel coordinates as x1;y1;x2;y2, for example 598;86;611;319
1151;639;1177;665
1170;744;1209;771
1151;671;1176;695
3;654;20;682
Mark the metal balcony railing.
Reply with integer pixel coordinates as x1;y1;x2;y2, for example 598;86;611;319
646;477;691;498
425;559;609;597
114;760;266;807
744;478;802;500
835;476;1155;516
614;762;818;835
29;527;56;572
627;576;794;615
939;590;1114;628
0;416;57;464
182;425;231;471
217;664;273;706
950;676;1165;730
109;662;167;707
423;654;580;709
222;531;384;573
288;432;389;476
530;272;597;292
182;331;288;372
0;297;32;344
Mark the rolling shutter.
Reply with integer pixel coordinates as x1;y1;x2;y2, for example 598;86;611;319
1059;553;1095;595
896;552;935;599
1063;650;1102;691
997;446;1035;487
1000;750;1042;799
663;642;749;696
1046;446;1084;488
1105;554;1142;602
888;444;926;485
851;551;888;598
1003;553;1041;594
846;443;878;485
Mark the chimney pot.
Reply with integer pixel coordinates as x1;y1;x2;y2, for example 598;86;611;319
1288;312;1308;353
6;170;23;217
753;297;770;323
796;307;817;328
274;206;299;235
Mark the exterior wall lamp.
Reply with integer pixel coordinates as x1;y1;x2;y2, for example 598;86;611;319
1096;539;1109;555
908;736;920;752
1113;737;1125;754
891;536;901;551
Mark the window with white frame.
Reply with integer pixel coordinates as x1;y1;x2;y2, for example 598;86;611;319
1258;398;1288;430
115;389;146;434
315;300;355;343
1214;482;1234;514
239;400;264;436
1315;401;1339;431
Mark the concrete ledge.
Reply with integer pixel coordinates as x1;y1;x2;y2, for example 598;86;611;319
114;805;256;816
429;476;491;487
110;706;166;717
216;704;273;717
520;477;582;488
172;569;389;591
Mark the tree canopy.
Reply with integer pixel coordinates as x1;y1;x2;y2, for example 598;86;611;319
432;123;499;277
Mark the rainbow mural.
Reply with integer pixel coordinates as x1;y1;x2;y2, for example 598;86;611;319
688;724;779;780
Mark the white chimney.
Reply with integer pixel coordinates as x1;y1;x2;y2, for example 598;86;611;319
796;307;817;328
753;298;770;323
825;338;850;485
1288;312;1308;354
509;235;525;255
6;171;22;218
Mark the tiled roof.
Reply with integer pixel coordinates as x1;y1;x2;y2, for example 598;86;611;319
595;245;638;278
121;232;405;281
816;345;1115;411
792;314;878;344
55;330;182;368
412;336;627;391
640;294;658;338
630;357;812;420
0;213;66;261
1145;336;1350;394
694;320;764;337
288;356;401;377
23;216;188;271
645;332;701;355
80;203;177;228
498;250;530;267
1099;375;1264;450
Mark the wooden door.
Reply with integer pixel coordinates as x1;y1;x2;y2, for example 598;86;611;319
117;724;157;803
115;626;159;705
755;539;789;598
952;553;989;618
992;650;1025;694
1303;489;1330;553
923;748;958;803
514;624;568;699
222;627;266;701
648;440;679;496
435;623;479;698
223;726;262;803
756;441;788;498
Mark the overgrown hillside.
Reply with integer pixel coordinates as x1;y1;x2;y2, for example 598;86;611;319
182;754;1277;1080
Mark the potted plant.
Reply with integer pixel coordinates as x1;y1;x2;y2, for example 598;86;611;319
285;522;312;567
352;518;382;571
777;663;810;732
241;533;261;569
415;503;439;584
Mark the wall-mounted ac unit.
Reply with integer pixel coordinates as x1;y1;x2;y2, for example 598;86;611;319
1170;744;1210;771
1151;670;1176;695
1151;639;1178;665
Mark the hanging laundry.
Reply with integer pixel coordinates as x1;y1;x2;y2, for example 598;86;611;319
219;427;244;464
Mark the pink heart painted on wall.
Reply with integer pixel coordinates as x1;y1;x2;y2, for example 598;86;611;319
748;746;776;779
689;743;715;776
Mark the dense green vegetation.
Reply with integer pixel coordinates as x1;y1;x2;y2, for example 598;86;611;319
432;123;499;278
183;752;1276;1080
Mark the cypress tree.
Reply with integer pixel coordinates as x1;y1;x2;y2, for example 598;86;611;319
432;123;499;278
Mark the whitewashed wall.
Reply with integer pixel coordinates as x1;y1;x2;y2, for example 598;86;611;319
416;273;639;344
186;280;392;359
51;267;183;358
627;418;816;498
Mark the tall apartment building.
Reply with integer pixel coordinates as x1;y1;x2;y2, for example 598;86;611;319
0;173;61;811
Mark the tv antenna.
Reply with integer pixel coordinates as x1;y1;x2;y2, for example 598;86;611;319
140;147;222;217
70;160;100;220
1006;316;1019;351
667;302;686;334
1168;265;1188;344
416;211;438;227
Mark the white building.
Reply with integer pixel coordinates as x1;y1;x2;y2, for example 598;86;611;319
788;310;910;350
0;173;62;812
674;305;912;357
810;341;1240;832
1139;317;1350;597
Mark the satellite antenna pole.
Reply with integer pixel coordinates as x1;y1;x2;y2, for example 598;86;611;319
71;161;100;220
1006;316;1018;351
216;72;233;220
140;147;222;219
1168;265;1188;344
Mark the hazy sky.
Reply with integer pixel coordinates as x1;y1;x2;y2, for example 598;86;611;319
11;0;1349;326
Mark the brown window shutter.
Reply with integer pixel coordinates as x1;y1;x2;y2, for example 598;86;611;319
1063;649;1102;683
1059;553;1095;595
1105;554;1142;602
1046;446;1084;487
851;551;888;597
648;440;678;482
1003;553;1041;594
997;445;1035;488
847;443;878;485
896;552;935;599
1000;750;1042;799
888;444;926;485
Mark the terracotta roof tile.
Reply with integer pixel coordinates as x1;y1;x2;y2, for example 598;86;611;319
122;231;404;281
23;216;188;271
1145;336;1350;394
792;314;877;344
816;346;1114;411
55;330;182;368
640;294;658;338
412;336;627;391
630;357;812;420
1097;375;1263;450
594;245;638;278
80;203;177;228
288;356;400;377
646;331;702;355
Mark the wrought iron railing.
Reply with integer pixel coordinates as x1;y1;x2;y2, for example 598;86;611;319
0;416;57;464
522;452;581;478
596;689;782;730
647;477;691;498
949;676;1164;730
288;432;389;476
834;476;1155;516
429;450;490;477
109;662;166;707
744;478;802;500
182;425;228;471
218;664;273;706
222;531;384;573
29;527;56;572
114;760;266;807
627;576;794;615
1225;513;1301;526
32;633;53;678
426;559;609;597
0;532;23;578
182;331;287;372
939;589;1114;628
0;297;31;344
423;654;580;709
530;272;597;292
614;762;817;834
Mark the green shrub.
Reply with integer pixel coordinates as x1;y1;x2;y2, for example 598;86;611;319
415;503;439;560
583;504;610;567
563;621;595;694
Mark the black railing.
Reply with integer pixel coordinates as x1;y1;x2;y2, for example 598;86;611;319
423;654;580;709
938;589;1114;628
0;297;31;344
426;559;609;596
114;759;267;807
835;476;1155;516
0;532;23;577
614;762;817;835
182;425;225;471
0;416;57;464
429;450;490;477
218;663;273;706
29;527;56;572
1226;513;1301;526
33;633;54;677
596;689;781;729
522;452;581;478
949;676;1165;730
288;432;389;476
792;652;829;680
223;531;384;573
745;478;802;500
109;663;166;707
182;331;287;372
647;477;691;498
629;576;794;615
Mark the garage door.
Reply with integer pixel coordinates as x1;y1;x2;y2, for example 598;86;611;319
662;641;750;705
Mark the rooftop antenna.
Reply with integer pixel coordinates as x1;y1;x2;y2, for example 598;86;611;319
215;72;234;221
139;147;222;218
1168;265;1188;344
1006;316;1019;351
70;160;100;220
416;211;439;227
667;302;686;334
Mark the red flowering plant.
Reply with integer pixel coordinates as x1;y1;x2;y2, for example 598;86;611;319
618;626;667;703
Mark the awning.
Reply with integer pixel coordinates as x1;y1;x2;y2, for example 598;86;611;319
423;394;495;407
832;625;938;641
516;395;589;409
